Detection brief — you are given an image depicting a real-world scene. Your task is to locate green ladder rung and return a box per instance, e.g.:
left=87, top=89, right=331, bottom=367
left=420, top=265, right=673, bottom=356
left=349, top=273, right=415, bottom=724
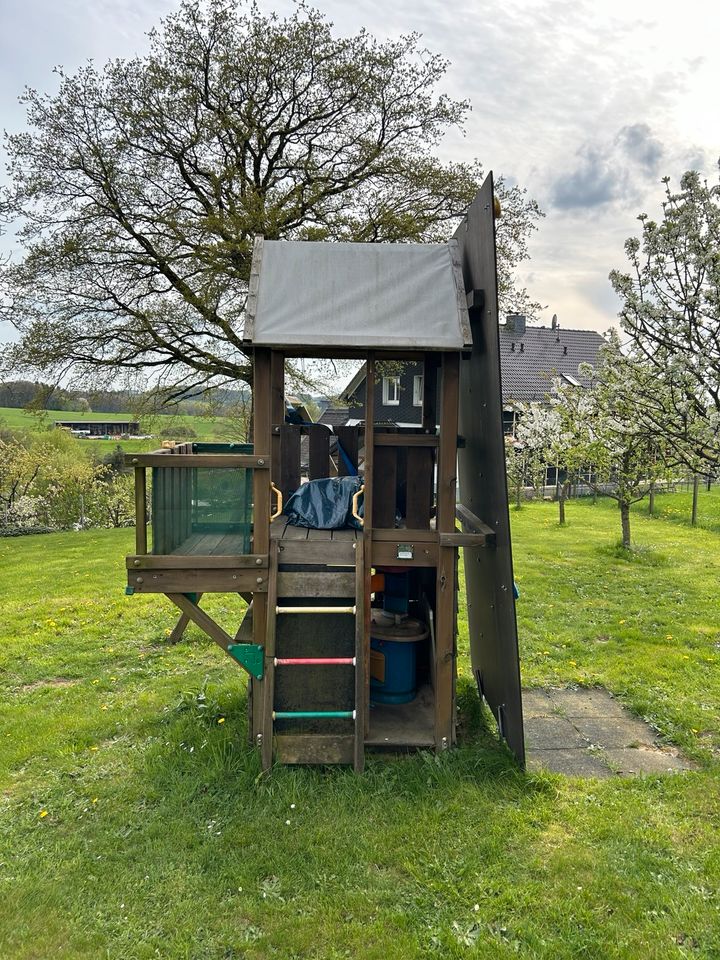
left=272, top=710, right=355, bottom=720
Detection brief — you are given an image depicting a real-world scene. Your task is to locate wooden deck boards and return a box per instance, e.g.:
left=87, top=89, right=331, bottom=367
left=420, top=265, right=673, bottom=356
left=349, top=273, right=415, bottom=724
left=169, top=532, right=250, bottom=556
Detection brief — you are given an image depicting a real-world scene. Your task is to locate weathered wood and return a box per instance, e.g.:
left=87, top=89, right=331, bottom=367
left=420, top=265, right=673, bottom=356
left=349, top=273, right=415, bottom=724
left=251, top=348, right=273, bottom=748
left=363, top=355, right=375, bottom=736
left=371, top=540, right=438, bottom=567
left=275, top=734, right=355, bottom=765
left=455, top=174, right=525, bottom=766
left=279, top=424, right=301, bottom=500
left=374, top=433, right=438, bottom=447
left=455, top=503, right=496, bottom=543
left=270, top=351, right=285, bottom=489
left=372, top=528, right=437, bottom=543
left=354, top=538, right=365, bottom=773
left=261, top=542, right=279, bottom=771
left=277, top=572, right=356, bottom=597
left=131, top=454, right=268, bottom=468
left=127, top=554, right=268, bottom=569
left=435, top=352, right=460, bottom=751
left=276, top=540, right=357, bottom=565
left=422, top=353, right=439, bottom=432
left=128, top=569, right=268, bottom=593
left=405, top=447, right=434, bottom=530
left=372, top=445, right=397, bottom=529
left=308, top=424, right=331, bottom=480
left=134, top=467, right=147, bottom=555
left=166, top=594, right=234, bottom=652
left=439, top=532, right=488, bottom=547
left=336, top=425, right=359, bottom=476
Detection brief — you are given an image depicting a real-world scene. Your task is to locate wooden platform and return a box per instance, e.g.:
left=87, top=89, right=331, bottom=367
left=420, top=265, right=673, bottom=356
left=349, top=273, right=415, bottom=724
left=366, top=684, right=435, bottom=749
left=270, top=518, right=360, bottom=542
left=169, top=532, right=250, bottom=556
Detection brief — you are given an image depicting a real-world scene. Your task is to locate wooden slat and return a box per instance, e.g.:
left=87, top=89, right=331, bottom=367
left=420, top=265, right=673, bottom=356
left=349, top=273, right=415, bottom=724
left=372, top=445, right=397, bottom=529
left=275, top=734, right=355, bottom=765
left=371, top=540, right=438, bottom=567
left=336, top=425, right=359, bottom=477
left=270, top=351, right=285, bottom=489
left=308, top=424, right=331, bottom=480
left=166, top=594, right=234, bottom=652
left=276, top=540, right=357, bottom=565
left=251, top=348, right=272, bottom=747
left=405, top=447, right=433, bottom=529
left=354, top=537, right=365, bottom=773
left=455, top=503, right=497, bottom=543
left=262, top=542, right=279, bottom=771
left=435, top=352, right=460, bottom=751
left=134, top=467, right=147, bottom=555
left=277, top=572, right=356, bottom=597
left=128, top=569, right=268, bottom=593
left=372, top=528, right=437, bottom=543
left=279, top=424, right=301, bottom=500
left=439, top=532, right=489, bottom=547
left=127, top=554, right=268, bottom=570
left=422, top=353, right=439, bottom=431
left=363, top=355, right=375, bottom=737
left=374, top=433, right=438, bottom=447
left=130, top=454, right=268, bottom=468
left=281, top=524, right=309, bottom=540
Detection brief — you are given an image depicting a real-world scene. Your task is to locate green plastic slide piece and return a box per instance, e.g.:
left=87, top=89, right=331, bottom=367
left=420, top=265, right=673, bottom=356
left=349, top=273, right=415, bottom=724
left=227, top=643, right=264, bottom=680
left=125, top=586, right=135, bottom=596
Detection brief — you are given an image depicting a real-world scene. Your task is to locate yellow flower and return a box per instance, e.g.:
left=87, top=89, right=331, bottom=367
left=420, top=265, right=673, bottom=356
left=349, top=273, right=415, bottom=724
left=39, top=810, right=48, bottom=818
left=569, top=660, right=577, bottom=667
left=101, top=705, right=108, bottom=711
left=666, top=635, right=673, bottom=640
left=217, top=718, right=225, bottom=724
left=92, top=798, right=98, bottom=804
left=90, top=746, right=98, bottom=751
left=618, top=619, right=626, bottom=625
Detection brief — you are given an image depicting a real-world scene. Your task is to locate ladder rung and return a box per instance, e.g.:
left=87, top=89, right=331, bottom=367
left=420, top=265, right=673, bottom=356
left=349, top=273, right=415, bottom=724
left=272, top=710, right=356, bottom=720
left=276, top=606, right=356, bottom=615
left=275, top=657, right=356, bottom=666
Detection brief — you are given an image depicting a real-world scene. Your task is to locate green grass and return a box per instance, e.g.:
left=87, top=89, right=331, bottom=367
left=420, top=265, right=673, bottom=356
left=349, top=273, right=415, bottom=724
left=0, top=498, right=718, bottom=959
left=633, top=485, right=720, bottom=535
left=0, top=405, right=243, bottom=450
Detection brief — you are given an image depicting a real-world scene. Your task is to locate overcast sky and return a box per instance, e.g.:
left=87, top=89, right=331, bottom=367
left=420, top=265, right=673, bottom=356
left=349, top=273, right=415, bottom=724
left=1, top=0, right=719, bottom=337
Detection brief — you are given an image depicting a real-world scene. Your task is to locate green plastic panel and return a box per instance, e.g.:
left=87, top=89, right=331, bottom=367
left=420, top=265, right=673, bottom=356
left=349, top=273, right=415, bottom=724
left=227, top=643, right=265, bottom=680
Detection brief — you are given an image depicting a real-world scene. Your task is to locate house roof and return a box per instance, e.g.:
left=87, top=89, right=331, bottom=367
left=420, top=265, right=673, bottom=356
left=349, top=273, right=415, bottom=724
left=318, top=405, right=352, bottom=429
left=499, top=325, right=605, bottom=402
left=244, top=238, right=472, bottom=351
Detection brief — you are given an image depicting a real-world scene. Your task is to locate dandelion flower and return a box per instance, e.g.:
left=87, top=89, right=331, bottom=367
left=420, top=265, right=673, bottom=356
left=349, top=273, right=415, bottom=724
left=217, top=718, right=225, bottom=724
left=39, top=810, right=48, bottom=818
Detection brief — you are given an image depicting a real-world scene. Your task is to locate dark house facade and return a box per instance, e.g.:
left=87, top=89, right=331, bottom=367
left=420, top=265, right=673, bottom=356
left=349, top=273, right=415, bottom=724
left=334, top=315, right=605, bottom=434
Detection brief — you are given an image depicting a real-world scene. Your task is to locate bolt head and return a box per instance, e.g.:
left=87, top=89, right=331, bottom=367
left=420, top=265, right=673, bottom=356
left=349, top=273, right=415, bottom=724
left=136, top=577, right=143, bottom=584
left=133, top=559, right=141, bottom=566
left=255, top=557, right=263, bottom=565
left=256, top=577, right=263, bottom=584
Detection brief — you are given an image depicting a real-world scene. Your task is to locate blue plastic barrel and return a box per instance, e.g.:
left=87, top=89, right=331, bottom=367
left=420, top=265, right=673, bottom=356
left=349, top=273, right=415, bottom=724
left=369, top=613, right=429, bottom=705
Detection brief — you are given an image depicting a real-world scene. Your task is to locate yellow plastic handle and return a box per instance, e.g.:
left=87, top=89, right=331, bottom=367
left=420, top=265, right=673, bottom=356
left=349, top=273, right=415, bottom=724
left=351, top=484, right=365, bottom=527
left=270, top=483, right=283, bottom=521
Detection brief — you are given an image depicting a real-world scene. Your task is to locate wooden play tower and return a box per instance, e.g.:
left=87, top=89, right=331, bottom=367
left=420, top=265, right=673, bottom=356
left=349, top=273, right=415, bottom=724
left=125, top=175, right=524, bottom=771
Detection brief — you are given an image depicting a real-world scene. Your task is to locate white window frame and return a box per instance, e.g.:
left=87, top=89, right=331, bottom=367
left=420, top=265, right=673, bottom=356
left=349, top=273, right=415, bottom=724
left=382, top=376, right=400, bottom=406
left=413, top=375, right=423, bottom=407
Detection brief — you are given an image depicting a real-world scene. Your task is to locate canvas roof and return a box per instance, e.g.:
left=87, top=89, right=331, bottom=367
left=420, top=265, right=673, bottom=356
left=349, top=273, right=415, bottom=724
left=244, top=238, right=472, bottom=351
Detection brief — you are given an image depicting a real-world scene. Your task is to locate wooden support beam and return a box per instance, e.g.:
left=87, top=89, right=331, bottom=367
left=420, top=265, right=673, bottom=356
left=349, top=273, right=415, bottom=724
left=166, top=594, right=233, bottom=652
left=129, top=454, right=268, bottom=469
left=127, top=554, right=268, bottom=570
left=252, top=348, right=273, bottom=747
left=168, top=593, right=204, bottom=644
left=435, top=353, right=460, bottom=751
left=261, top=542, right=279, bottom=771
left=270, top=351, right=285, bottom=489
left=374, top=433, right=438, bottom=447
left=455, top=503, right=497, bottom=543
left=134, top=467, right=147, bottom=555
left=362, top=354, right=375, bottom=736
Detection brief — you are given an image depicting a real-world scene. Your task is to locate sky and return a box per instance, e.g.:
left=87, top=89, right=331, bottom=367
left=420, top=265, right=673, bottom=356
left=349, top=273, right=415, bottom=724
left=0, top=0, right=719, bottom=339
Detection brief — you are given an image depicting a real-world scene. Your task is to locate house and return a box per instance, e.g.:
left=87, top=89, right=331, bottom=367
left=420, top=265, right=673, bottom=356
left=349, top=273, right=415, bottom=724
left=334, top=314, right=605, bottom=434
left=54, top=419, right=140, bottom=437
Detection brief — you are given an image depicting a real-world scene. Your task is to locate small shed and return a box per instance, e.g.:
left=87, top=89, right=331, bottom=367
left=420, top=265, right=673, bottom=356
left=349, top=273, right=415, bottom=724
left=124, top=174, right=523, bottom=770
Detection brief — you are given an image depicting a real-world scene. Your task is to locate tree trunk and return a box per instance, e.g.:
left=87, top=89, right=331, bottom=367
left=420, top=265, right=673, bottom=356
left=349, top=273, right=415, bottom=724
left=691, top=474, right=699, bottom=526
left=648, top=480, right=655, bottom=516
left=558, top=481, right=570, bottom=526
left=620, top=499, right=631, bottom=549
left=515, top=478, right=522, bottom=509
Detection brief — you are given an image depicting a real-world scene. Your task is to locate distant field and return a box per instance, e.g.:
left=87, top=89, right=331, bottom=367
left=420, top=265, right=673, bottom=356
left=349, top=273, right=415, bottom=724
left=0, top=405, right=245, bottom=448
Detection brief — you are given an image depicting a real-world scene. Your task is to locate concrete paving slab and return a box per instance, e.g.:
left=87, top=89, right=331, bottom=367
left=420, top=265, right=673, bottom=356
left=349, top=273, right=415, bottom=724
left=604, top=748, right=697, bottom=775
left=521, top=689, right=556, bottom=718
left=527, top=748, right=613, bottom=778
left=549, top=687, right=628, bottom=719
left=570, top=715, right=659, bottom=749
left=524, top=716, right=589, bottom=750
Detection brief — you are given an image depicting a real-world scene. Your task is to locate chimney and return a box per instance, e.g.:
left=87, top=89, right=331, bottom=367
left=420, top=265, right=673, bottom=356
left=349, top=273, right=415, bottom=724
left=551, top=313, right=558, bottom=330
left=506, top=313, right=526, bottom=337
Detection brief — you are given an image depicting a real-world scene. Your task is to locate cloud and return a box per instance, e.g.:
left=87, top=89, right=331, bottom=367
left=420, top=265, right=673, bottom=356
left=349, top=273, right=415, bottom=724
left=550, top=124, right=666, bottom=211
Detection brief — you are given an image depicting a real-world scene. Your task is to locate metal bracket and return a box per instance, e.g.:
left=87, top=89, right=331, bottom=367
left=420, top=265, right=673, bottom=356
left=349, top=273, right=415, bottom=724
left=227, top=643, right=265, bottom=680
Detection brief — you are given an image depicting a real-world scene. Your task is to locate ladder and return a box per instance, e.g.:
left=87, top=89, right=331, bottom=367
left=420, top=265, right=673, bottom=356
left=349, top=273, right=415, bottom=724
left=260, top=539, right=365, bottom=771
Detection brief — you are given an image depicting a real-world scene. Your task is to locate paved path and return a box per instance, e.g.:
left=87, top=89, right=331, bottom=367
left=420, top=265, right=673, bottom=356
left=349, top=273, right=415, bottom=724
left=524, top=687, right=696, bottom=777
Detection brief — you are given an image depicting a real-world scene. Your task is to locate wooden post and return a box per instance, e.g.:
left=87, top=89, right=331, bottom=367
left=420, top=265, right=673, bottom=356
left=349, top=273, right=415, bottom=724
left=252, top=348, right=273, bottom=750
left=134, top=466, right=147, bottom=555
left=354, top=538, right=365, bottom=773
left=270, top=351, right=285, bottom=489
left=261, top=541, right=279, bottom=771
left=435, top=352, right=459, bottom=751
left=362, top=353, right=375, bottom=736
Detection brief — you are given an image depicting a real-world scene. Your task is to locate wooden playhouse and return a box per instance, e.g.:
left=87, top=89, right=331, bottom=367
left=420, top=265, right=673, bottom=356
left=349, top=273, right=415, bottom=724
left=124, top=175, right=524, bottom=771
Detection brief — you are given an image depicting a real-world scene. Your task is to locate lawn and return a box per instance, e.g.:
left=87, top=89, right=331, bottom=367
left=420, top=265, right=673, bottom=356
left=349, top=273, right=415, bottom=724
left=0, top=405, right=243, bottom=451
left=0, top=497, right=718, bottom=959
